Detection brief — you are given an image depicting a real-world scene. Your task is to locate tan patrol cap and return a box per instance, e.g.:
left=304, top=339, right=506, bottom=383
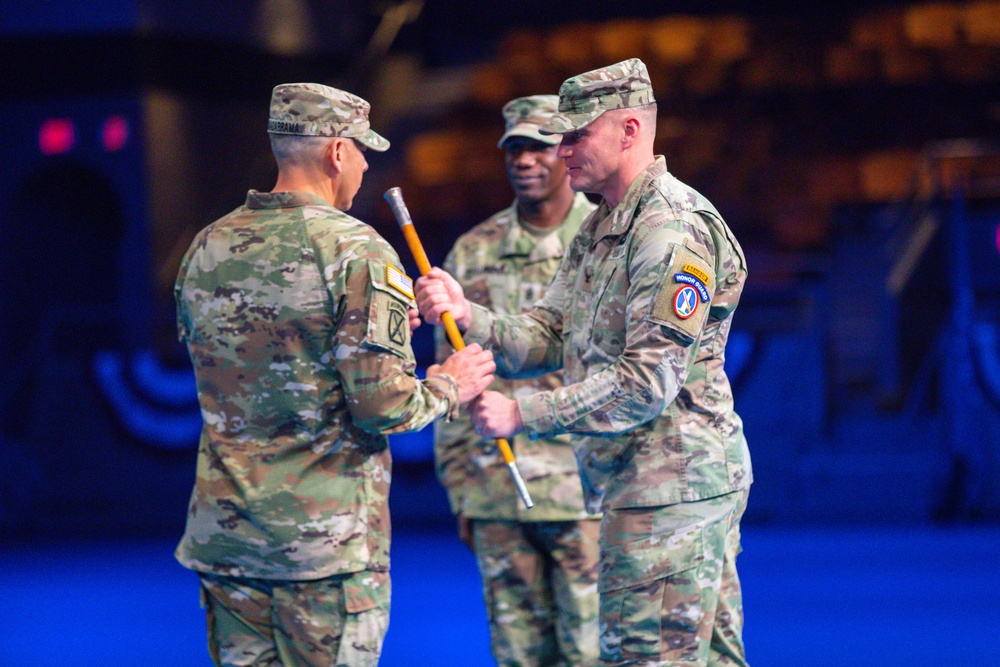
left=539, top=58, right=655, bottom=135
left=267, top=82, right=389, bottom=152
left=497, top=95, right=562, bottom=149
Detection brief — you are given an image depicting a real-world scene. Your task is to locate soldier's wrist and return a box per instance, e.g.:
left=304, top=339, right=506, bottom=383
left=425, top=373, right=461, bottom=420
left=464, top=303, right=492, bottom=345
left=516, top=392, right=559, bottom=437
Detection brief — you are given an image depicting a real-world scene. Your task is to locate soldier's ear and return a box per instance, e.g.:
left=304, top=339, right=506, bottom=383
left=621, top=115, right=641, bottom=148
left=327, top=138, right=346, bottom=175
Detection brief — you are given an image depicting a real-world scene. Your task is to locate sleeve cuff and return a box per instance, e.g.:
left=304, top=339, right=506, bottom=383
left=464, top=303, right=494, bottom=346
left=516, top=391, right=561, bottom=438
left=424, top=373, right=461, bottom=421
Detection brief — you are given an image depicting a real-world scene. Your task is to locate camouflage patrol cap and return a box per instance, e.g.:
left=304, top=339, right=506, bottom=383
left=497, top=95, right=562, bottom=148
left=539, top=58, right=655, bottom=135
left=267, top=82, right=389, bottom=152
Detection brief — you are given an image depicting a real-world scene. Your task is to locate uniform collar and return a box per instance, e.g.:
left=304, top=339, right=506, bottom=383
left=245, top=190, right=334, bottom=209
left=592, top=156, right=668, bottom=244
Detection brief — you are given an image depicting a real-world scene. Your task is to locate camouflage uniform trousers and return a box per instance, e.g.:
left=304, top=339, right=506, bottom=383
left=597, top=489, right=750, bottom=667
left=198, top=569, right=390, bottom=667
left=473, top=518, right=602, bottom=667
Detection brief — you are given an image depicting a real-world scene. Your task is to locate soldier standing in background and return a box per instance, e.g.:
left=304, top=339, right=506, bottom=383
left=173, top=83, right=495, bottom=667
left=434, top=95, right=600, bottom=666
left=416, top=59, right=753, bottom=667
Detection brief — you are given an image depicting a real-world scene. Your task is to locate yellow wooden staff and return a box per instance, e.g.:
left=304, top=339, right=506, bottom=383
left=384, top=187, right=534, bottom=510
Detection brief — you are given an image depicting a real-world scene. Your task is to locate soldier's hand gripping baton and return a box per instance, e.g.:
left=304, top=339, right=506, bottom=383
left=384, top=186, right=534, bottom=510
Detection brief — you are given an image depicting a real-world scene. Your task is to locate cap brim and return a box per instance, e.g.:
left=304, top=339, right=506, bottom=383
left=497, top=126, right=562, bottom=149
left=538, top=110, right=603, bottom=135
left=356, top=129, right=390, bottom=152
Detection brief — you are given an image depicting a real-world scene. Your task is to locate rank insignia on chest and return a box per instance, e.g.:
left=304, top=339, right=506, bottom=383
left=386, top=264, right=415, bottom=299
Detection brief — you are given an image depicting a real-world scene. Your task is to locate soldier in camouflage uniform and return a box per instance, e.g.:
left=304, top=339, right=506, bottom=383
left=416, top=60, right=752, bottom=667
left=434, top=95, right=601, bottom=667
left=174, top=82, right=496, bottom=667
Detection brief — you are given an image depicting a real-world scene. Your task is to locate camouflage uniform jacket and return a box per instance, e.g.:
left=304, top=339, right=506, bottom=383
left=465, top=158, right=752, bottom=512
left=175, top=190, right=457, bottom=580
left=435, top=193, right=599, bottom=521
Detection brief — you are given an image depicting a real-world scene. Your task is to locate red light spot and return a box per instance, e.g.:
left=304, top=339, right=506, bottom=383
left=39, top=118, right=75, bottom=155
left=102, top=115, right=129, bottom=152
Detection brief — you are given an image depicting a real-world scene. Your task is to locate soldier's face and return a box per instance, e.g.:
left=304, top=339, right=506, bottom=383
left=335, top=139, right=368, bottom=211
left=556, top=114, right=620, bottom=197
left=503, top=136, right=568, bottom=204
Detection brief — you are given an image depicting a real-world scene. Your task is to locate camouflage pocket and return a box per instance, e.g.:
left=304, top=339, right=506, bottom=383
left=337, top=570, right=392, bottom=667
left=343, top=570, right=391, bottom=614
left=598, top=519, right=703, bottom=593
left=198, top=579, right=224, bottom=666
left=598, top=519, right=705, bottom=662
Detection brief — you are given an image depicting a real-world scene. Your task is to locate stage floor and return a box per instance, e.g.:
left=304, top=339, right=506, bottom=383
left=1, top=525, right=997, bottom=666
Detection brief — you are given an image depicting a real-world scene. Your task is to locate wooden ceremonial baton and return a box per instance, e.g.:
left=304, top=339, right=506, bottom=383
left=384, top=186, right=534, bottom=510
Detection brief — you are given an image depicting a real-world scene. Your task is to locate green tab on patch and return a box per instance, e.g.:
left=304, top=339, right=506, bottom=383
left=386, top=265, right=414, bottom=299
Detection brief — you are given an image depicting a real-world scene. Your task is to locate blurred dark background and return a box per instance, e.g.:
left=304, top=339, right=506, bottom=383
left=1, top=1, right=999, bottom=665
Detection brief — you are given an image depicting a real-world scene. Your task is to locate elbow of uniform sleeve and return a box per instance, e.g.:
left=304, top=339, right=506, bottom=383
left=347, top=376, right=418, bottom=432
left=349, top=373, right=454, bottom=434
left=606, top=351, right=688, bottom=432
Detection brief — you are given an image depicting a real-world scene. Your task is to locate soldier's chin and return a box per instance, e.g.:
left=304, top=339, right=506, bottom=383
left=513, top=185, right=544, bottom=202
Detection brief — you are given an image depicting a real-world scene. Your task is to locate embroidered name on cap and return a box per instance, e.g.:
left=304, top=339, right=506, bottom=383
left=267, top=119, right=306, bottom=134
left=386, top=265, right=414, bottom=299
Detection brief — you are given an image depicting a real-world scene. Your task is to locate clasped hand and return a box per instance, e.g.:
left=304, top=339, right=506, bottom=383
left=416, top=267, right=524, bottom=435
left=468, top=390, right=524, bottom=439
left=415, top=268, right=472, bottom=330
left=427, top=344, right=495, bottom=405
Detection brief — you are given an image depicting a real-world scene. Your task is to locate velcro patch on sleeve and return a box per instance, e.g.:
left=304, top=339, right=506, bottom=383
left=363, top=261, right=414, bottom=358
left=366, top=290, right=411, bottom=356
left=648, top=244, right=715, bottom=342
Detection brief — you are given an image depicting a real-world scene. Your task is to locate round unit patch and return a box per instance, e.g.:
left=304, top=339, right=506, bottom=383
left=673, top=285, right=699, bottom=320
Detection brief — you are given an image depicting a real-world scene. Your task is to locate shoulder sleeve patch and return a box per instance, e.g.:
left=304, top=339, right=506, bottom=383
left=363, top=261, right=415, bottom=358
left=647, top=244, right=716, bottom=342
